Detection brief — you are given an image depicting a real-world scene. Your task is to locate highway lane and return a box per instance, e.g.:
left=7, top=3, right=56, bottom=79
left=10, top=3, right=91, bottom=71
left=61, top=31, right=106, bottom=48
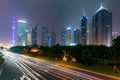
left=0, top=56, right=23, bottom=80
left=0, top=50, right=117, bottom=80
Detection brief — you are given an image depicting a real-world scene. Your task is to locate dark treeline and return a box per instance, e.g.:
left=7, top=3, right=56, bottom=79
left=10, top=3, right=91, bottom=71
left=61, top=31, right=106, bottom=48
left=9, top=36, right=120, bottom=73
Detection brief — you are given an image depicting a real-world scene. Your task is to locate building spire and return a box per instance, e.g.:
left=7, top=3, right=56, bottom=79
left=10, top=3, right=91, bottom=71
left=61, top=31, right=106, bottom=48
left=83, top=10, right=85, bottom=16
left=96, top=3, right=108, bottom=12
left=101, top=3, right=103, bottom=8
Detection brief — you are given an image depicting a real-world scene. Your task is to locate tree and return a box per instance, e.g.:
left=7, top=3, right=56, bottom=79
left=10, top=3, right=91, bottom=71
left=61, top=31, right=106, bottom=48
left=108, top=36, right=120, bottom=73
left=81, top=49, right=93, bottom=64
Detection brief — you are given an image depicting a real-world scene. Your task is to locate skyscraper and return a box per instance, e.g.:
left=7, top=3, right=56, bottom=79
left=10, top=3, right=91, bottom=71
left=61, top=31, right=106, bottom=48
left=92, top=4, right=112, bottom=46
left=42, top=26, right=49, bottom=46
left=26, top=30, right=32, bottom=45
left=61, top=27, right=66, bottom=45
left=51, top=30, right=56, bottom=46
left=32, top=25, right=37, bottom=45
left=73, top=28, right=81, bottom=45
left=87, top=23, right=93, bottom=45
left=81, top=15, right=87, bottom=45
left=66, top=27, right=72, bottom=46
left=17, top=19, right=27, bottom=46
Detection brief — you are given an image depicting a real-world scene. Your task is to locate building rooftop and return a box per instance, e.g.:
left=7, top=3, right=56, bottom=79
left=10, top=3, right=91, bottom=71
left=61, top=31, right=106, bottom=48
left=18, top=20, right=27, bottom=23
left=96, top=3, right=108, bottom=12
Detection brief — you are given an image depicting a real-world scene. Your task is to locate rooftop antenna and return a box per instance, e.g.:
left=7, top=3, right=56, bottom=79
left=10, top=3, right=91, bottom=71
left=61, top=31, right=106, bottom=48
left=83, top=10, right=86, bottom=16
left=101, top=3, right=103, bottom=8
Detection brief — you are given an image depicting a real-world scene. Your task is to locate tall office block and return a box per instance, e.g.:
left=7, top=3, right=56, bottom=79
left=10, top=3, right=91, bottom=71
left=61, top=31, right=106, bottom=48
left=66, top=27, right=72, bottom=46
left=32, top=26, right=37, bottom=45
left=26, top=30, right=32, bottom=45
left=73, top=28, right=81, bottom=45
left=51, top=30, right=56, bottom=46
left=81, top=16, right=87, bottom=45
left=17, top=20, right=27, bottom=46
left=92, top=4, right=112, bottom=46
left=42, top=26, right=49, bottom=46
left=61, top=28, right=66, bottom=45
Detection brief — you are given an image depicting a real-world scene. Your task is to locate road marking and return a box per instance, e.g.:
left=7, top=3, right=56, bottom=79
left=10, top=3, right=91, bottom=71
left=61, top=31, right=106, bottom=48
left=20, top=75, right=31, bottom=80
left=0, top=68, right=2, bottom=76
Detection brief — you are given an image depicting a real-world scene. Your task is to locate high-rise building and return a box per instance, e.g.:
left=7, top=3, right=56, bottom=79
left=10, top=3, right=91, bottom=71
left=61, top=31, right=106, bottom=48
left=17, top=19, right=27, bottom=46
left=42, top=26, right=49, bottom=46
left=81, top=16, right=87, bottom=45
left=26, top=30, right=32, bottom=45
left=73, top=28, right=81, bottom=45
left=32, top=26, right=37, bottom=45
left=87, top=23, right=93, bottom=45
left=61, top=28, right=66, bottom=45
left=51, top=30, right=56, bottom=46
left=66, top=27, right=72, bottom=46
left=92, top=4, right=112, bottom=46
left=112, top=32, right=118, bottom=40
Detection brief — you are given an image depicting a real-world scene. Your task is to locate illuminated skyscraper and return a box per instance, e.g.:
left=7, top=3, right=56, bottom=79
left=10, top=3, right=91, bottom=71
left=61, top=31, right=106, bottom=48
left=112, top=32, right=118, bottom=40
left=92, top=4, right=112, bottom=46
left=42, top=26, right=49, bottom=46
left=26, top=30, right=32, bottom=45
left=12, top=17, right=16, bottom=46
left=32, top=25, right=37, bottom=45
left=17, top=20, right=27, bottom=46
left=81, top=15, right=87, bottom=45
left=61, top=27, right=66, bottom=45
left=66, top=27, right=72, bottom=46
left=51, top=30, right=56, bottom=46
left=73, top=28, right=81, bottom=45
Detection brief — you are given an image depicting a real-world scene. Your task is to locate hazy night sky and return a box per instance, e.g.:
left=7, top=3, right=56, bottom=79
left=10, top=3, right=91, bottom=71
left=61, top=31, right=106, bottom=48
left=0, top=0, right=120, bottom=46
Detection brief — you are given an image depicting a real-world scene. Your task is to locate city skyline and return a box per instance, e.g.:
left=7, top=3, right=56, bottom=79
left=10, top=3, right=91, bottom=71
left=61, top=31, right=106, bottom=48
left=0, top=0, right=120, bottom=46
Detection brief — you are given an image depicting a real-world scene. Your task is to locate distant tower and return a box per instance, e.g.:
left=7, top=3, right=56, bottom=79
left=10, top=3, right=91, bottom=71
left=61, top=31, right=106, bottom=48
left=112, top=32, right=118, bottom=40
left=66, top=27, right=72, bottom=46
left=32, top=25, right=37, bottom=45
left=61, top=27, right=66, bottom=45
left=12, top=17, right=16, bottom=46
left=17, top=19, right=27, bottom=46
left=92, top=4, right=112, bottom=46
left=73, top=28, right=81, bottom=45
left=42, top=26, right=49, bottom=46
left=51, top=30, right=56, bottom=46
left=81, top=15, right=87, bottom=45
left=26, top=30, right=32, bottom=45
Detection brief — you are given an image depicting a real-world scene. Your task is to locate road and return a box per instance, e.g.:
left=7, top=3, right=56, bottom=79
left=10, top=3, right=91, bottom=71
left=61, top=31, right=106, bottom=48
left=0, top=50, right=118, bottom=80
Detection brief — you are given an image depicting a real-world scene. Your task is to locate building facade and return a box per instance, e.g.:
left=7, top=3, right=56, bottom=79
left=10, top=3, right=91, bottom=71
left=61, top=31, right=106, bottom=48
left=26, top=30, right=32, bottom=45
left=61, top=27, right=66, bottom=45
left=73, top=28, right=81, bottom=45
left=17, top=20, right=27, bottom=46
left=92, top=5, right=112, bottom=46
left=42, top=26, right=49, bottom=46
left=51, top=30, right=56, bottom=46
left=81, top=16, right=87, bottom=45
left=32, top=26, right=37, bottom=45
left=66, top=27, right=72, bottom=46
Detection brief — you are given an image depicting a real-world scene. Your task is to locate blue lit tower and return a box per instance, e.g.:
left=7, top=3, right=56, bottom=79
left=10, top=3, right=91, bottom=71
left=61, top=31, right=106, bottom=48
left=17, top=19, right=27, bottom=46
left=42, top=26, right=49, bottom=46
left=61, top=27, right=66, bottom=45
left=12, top=17, right=16, bottom=46
left=32, top=25, right=37, bottom=45
left=51, top=30, right=56, bottom=46
left=81, top=15, right=87, bottom=45
left=73, top=28, right=81, bottom=45
left=92, top=4, right=112, bottom=46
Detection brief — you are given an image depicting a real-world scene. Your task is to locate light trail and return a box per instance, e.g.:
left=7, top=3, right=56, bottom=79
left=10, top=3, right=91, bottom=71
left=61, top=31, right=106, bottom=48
left=2, top=50, right=105, bottom=80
